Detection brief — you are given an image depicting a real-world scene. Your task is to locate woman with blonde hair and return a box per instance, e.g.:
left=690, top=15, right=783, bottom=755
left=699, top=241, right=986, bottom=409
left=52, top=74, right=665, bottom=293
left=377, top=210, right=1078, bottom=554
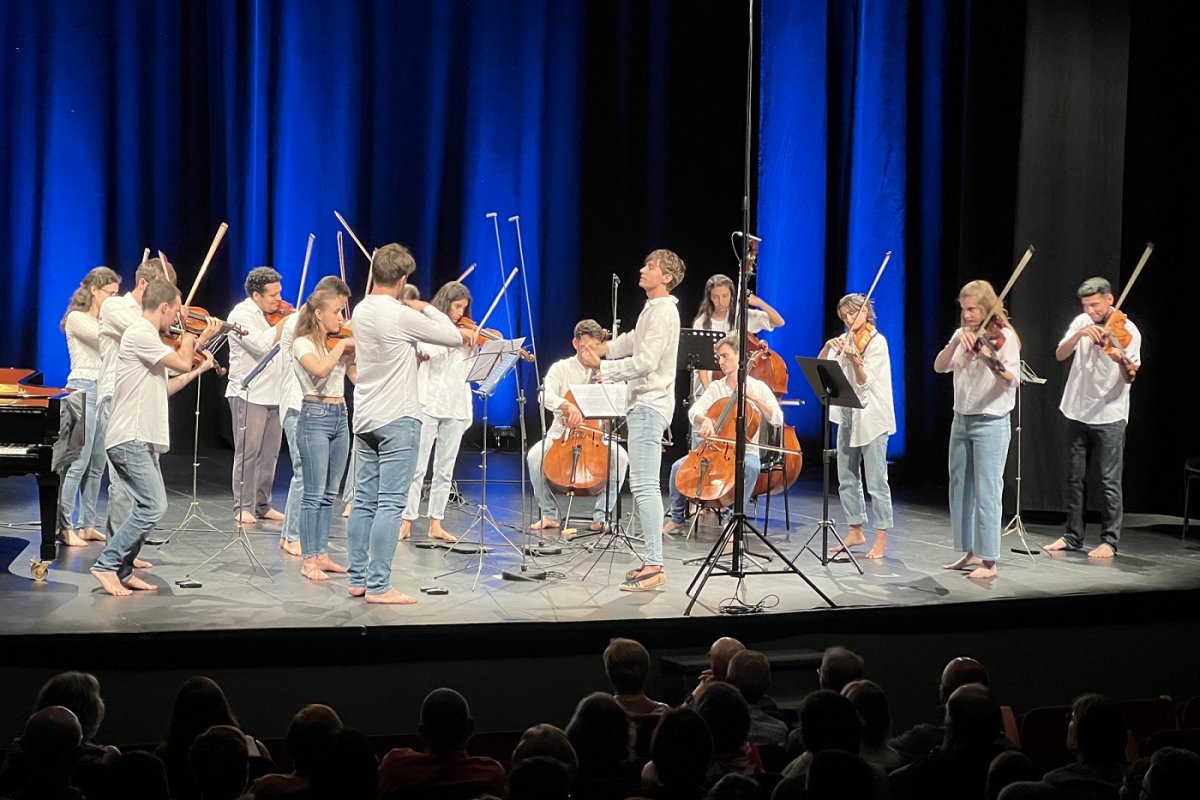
left=933, top=280, right=1019, bottom=579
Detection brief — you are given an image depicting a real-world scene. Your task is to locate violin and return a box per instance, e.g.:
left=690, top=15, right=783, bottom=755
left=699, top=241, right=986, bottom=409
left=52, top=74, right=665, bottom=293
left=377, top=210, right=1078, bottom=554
left=162, top=305, right=232, bottom=376
left=541, top=388, right=611, bottom=496
left=456, top=316, right=535, bottom=362
left=674, top=395, right=762, bottom=506
left=969, top=317, right=1008, bottom=375
left=1101, top=309, right=1138, bottom=382
left=325, top=322, right=354, bottom=344
left=264, top=300, right=296, bottom=326
left=840, top=323, right=876, bottom=367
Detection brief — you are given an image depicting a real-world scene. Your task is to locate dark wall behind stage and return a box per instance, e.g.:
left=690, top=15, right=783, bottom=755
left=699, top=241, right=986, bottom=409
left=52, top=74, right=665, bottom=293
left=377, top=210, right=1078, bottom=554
left=2, top=1, right=1196, bottom=517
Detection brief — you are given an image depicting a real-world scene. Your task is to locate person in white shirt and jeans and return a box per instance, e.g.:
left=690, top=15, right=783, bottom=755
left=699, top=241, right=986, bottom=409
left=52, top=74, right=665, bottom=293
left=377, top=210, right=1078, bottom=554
left=580, top=249, right=685, bottom=592
left=1044, top=277, right=1141, bottom=559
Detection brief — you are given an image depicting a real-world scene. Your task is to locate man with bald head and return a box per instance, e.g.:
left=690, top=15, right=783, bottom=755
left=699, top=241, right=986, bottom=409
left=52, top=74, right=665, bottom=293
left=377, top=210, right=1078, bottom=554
left=727, top=650, right=788, bottom=747
left=687, top=636, right=745, bottom=703
left=12, top=706, right=84, bottom=798
left=251, top=704, right=343, bottom=798
left=891, top=655, right=991, bottom=766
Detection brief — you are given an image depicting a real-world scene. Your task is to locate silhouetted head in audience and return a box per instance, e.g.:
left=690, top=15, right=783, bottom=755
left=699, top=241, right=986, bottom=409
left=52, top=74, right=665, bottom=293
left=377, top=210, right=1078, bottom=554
left=105, top=750, right=171, bottom=800
left=307, top=728, right=378, bottom=800
left=285, top=704, right=343, bottom=778
left=604, top=638, right=654, bottom=695
left=34, top=671, right=106, bottom=745
left=705, top=773, right=761, bottom=800
left=996, top=782, right=1062, bottom=799
left=1140, top=747, right=1200, bottom=800
left=987, top=751, right=1041, bottom=800
left=1120, top=757, right=1150, bottom=800
left=164, top=676, right=241, bottom=754
left=651, top=708, right=713, bottom=790
left=508, top=755, right=572, bottom=800
left=939, top=657, right=990, bottom=705
left=566, top=692, right=633, bottom=774
left=695, top=682, right=751, bottom=757
left=21, top=706, right=83, bottom=789
left=418, top=688, right=474, bottom=755
left=726, top=650, right=772, bottom=705
left=805, top=749, right=874, bottom=800
left=798, top=690, right=862, bottom=755
left=1067, top=693, right=1127, bottom=766
left=841, top=679, right=890, bottom=750
left=819, top=646, right=864, bottom=693
left=944, top=683, right=1001, bottom=752
left=188, top=724, right=247, bottom=800
left=707, top=637, right=745, bottom=682
left=513, top=723, right=578, bottom=782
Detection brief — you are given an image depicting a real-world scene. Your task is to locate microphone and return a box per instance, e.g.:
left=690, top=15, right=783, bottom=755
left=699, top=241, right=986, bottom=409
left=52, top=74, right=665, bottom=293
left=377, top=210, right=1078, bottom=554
left=485, top=212, right=498, bottom=219
left=240, top=343, right=281, bottom=391
left=612, top=273, right=621, bottom=286
left=507, top=215, right=520, bottom=222
left=733, top=231, right=763, bottom=243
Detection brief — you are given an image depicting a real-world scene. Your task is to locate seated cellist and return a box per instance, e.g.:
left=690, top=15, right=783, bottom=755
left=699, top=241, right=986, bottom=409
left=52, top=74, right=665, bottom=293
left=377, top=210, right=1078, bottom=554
left=664, top=335, right=783, bottom=535
left=527, top=319, right=629, bottom=533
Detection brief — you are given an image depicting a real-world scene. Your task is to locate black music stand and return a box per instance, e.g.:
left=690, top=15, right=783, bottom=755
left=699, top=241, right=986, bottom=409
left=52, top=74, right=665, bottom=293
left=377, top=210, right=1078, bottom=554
left=677, top=329, right=724, bottom=372
left=794, top=356, right=864, bottom=574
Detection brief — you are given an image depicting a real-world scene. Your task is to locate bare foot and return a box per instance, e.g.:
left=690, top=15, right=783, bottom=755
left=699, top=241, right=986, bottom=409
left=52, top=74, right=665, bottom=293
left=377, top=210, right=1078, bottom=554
left=1088, top=543, right=1116, bottom=559
left=943, top=554, right=983, bottom=571
left=133, top=558, right=153, bottom=569
left=279, top=538, right=302, bottom=556
left=365, top=588, right=418, bottom=605
left=530, top=518, right=560, bottom=532
left=123, top=575, right=158, bottom=591
left=235, top=511, right=256, bottom=525
left=342, top=503, right=352, bottom=518
left=1043, top=537, right=1076, bottom=552
left=79, top=528, right=107, bottom=542
left=589, top=521, right=605, bottom=532
left=663, top=520, right=681, bottom=535
left=301, top=560, right=330, bottom=581
left=967, top=563, right=997, bottom=579
left=58, top=530, right=89, bottom=547
left=260, top=508, right=285, bottom=521
left=399, top=520, right=412, bottom=541
left=315, top=554, right=347, bottom=573
left=91, top=570, right=132, bottom=596
left=831, top=526, right=866, bottom=556
left=428, top=523, right=458, bottom=543
left=347, top=586, right=366, bottom=597
left=865, top=532, right=887, bottom=559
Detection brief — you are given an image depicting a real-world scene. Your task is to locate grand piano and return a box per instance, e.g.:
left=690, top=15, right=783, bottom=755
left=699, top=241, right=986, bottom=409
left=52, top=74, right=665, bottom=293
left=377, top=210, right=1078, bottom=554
left=0, top=367, right=72, bottom=562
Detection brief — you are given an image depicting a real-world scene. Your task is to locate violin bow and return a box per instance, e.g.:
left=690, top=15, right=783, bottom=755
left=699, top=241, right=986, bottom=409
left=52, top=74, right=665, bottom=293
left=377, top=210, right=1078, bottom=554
left=141, top=247, right=150, bottom=265
left=337, top=231, right=352, bottom=318
left=333, top=210, right=375, bottom=298
left=978, top=244, right=1036, bottom=331
left=1113, top=243, right=1154, bottom=311
left=296, top=233, right=315, bottom=308
left=182, top=222, right=230, bottom=309
left=457, top=263, right=476, bottom=283
left=472, top=267, right=520, bottom=345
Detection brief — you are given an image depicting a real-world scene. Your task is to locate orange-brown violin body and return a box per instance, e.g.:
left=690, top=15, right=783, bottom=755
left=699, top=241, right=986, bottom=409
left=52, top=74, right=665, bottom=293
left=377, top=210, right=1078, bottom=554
left=264, top=300, right=296, bottom=326
left=1102, top=309, right=1138, bottom=381
left=457, top=316, right=535, bottom=362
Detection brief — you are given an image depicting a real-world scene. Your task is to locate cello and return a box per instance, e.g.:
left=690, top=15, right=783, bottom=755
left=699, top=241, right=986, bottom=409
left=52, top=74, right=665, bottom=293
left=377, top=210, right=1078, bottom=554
left=674, top=395, right=761, bottom=507
left=740, top=241, right=789, bottom=395
left=541, top=386, right=612, bottom=497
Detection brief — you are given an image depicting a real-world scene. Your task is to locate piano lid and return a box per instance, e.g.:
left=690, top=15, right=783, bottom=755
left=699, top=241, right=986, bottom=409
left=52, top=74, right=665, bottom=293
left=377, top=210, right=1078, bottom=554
left=0, top=368, right=73, bottom=403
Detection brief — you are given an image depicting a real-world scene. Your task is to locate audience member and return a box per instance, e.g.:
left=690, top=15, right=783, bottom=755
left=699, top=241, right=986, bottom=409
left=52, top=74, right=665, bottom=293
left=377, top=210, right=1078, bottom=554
left=890, top=655, right=991, bottom=765
left=565, top=692, right=640, bottom=799
left=694, top=683, right=759, bottom=778
left=635, top=708, right=714, bottom=800
left=805, top=749, right=875, bottom=800
left=1118, top=757, right=1149, bottom=800
left=726, top=651, right=788, bottom=749
left=1042, top=694, right=1128, bottom=793
left=4, top=706, right=84, bottom=800
left=689, top=638, right=746, bottom=703
left=512, top=724, right=578, bottom=781
left=156, top=676, right=259, bottom=800
left=251, top=703, right=343, bottom=798
left=377, top=688, right=505, bottom=797
left=703, top=773, right=761, bottom=800
left=781, top=691, right=861, bottom=778
left=1139, top=746, right=1200, bottom=800
left=818, top=646, right=864, bottom=693
left=987, top=751, right=1041, bottom=800
left=997, top=783, right=1063, bottom=799
left=841, top=680, right=899, bottom=771
left=102, top=750, right=170, bottom=800
left=188, top=725, right=247, bottom=800
left=507, top=755, right=572, bottom=800
left=605, top=638, right=669, bottom=716
left=889, top=683, right=1011, bottom=800
left=306, top=728, right=378, bottom=800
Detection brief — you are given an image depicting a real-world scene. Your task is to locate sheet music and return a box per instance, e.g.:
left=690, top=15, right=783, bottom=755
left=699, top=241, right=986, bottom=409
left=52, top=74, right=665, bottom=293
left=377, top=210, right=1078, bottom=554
left=568, top=383, right=628, bottom=419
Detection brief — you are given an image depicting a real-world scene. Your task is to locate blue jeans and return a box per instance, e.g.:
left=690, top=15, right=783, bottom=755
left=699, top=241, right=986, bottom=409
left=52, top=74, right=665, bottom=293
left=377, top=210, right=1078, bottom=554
left=948, top=413, right=1011, bottom=562
left=1063, top=418, right=1125, bottom=551
left=281, top=409, right=302, bottom=543
left=98, top=398, right=133, bottom=542
left=836, top=426, right=894, bottom=530
left=668, top=452, right=761, bottom=523
left=93, top=441, right=166, bottom=581
left=347, top=417, right=421, bottom=595
left=59, top=378, right=105, bottom=530
left=526, top=437, right=629, bottom=522
left=297, top=401, right=350, bottom=558
left=626, top=406, right=668, bottom=567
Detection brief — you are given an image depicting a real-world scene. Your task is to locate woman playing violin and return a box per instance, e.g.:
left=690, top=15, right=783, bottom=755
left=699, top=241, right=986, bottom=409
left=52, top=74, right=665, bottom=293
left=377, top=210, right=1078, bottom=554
left=933, top=280, right=1020, bottom=580
left=818, top=293, right=896, bottom=559
left=1044, top=276, right=1141, bottom=560
left=398, top=280, right=478, bottom=544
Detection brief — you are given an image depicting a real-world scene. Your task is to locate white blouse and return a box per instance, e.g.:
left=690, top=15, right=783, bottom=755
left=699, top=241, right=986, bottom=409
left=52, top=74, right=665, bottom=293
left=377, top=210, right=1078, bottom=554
left=292, top=336, right=350, bottom=399
left=832, top=331, right=897, bottom=448
left=943, top=327, right=1020, bottom=417
left=416, top=339, right=474, bottom=422
left=601, top=295, right=681, bottom=425
left=65, top=311, right=102, bottom=382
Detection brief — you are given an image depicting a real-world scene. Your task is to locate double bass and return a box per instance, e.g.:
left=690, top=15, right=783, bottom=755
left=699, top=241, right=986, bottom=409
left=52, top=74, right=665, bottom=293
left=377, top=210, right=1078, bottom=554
left=741, top=241, right=789, bottom=395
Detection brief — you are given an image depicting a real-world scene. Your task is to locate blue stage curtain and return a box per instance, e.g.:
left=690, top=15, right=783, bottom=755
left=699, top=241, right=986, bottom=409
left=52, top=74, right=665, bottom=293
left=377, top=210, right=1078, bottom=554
left=1, top=0, right=583, bottom=426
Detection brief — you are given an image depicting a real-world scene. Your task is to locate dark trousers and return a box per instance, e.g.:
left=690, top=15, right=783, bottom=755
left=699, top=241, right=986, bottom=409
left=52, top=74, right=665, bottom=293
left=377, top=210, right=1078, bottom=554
left=229, top=396, right=283, bottom=516
left=1063, top=418, right=1126, bottom=551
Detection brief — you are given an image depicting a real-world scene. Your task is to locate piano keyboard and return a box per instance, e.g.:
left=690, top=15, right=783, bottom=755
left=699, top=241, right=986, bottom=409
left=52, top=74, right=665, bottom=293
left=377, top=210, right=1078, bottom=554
left=0, top=443, right=36, bottom=457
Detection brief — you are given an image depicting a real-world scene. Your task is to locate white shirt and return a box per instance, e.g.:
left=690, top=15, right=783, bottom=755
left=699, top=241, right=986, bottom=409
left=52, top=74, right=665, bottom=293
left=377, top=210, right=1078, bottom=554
left=224, top=297, right=284, bottom=405
left=351, top=294, right=461, bottom=435
left=278, top=314, right=303, bottom=416
left=98, top=293, right=142, bottom=401
left=542, top=355, right=598, bottom=440
left=106, top=317, right=175, bottom=452
left=832, top=330, right=897, bottom=448
left=292, top=336, right=350, bottom=399
left=416, top=339, right=474, bottom=421
left=692, top=308, right=772, bottom=335
left=688, top=375, right=783, bottom=459
left=65, top=311, right=102, bottom=382
left=1059, top=313, right=1142, bottom=425
left=601, top=295, right=681, bottom=424
left=944, top=327, right=1020, bottom=416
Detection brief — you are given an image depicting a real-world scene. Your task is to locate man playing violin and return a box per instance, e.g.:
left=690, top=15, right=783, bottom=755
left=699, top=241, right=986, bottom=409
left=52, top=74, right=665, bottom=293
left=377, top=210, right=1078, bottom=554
left=663, top=336, right=782, bottom=537
left=92, top=280, right=221, bottom=596
left=578, top=249, right=685, bottom=592
left=1044, top=277, right=1142, bottom=559
left=527, top=319, right=629, bottom=534
left=818, top=294, right=896, bottom=559
left=225, top=266, right=289, bottom=525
